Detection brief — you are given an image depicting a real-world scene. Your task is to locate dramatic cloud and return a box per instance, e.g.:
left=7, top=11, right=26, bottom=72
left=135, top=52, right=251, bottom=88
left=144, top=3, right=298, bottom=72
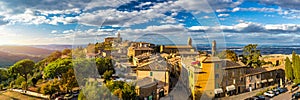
left=0, top=16, right=8, bottom=25
left=189, top=22, right=300, bottom=33
left=259, top=0, right=300, bottom=9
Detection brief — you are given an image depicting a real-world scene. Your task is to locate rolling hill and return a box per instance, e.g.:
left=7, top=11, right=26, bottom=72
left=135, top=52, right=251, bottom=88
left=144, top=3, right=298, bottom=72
left=0, top=46, right=55, bottom=67
left=0, top=46, right=54, bottom=57
left=0, top=51, right=44, bottom=67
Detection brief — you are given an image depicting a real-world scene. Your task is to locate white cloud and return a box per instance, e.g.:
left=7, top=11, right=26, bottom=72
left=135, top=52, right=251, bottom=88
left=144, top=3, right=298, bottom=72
left=51, top=30, right=58, bottom=34
left=218, top=14, right=230, bottom=17
left=259, top=0, right=300, bottom=9
left=232, top=7, right=240, bottom=12
left=189, top=22, right=300, bottom=33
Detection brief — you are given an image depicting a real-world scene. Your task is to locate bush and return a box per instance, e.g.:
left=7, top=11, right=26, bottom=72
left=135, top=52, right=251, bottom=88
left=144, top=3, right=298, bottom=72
left=0, top=84, right=4, bottom=90
left=78, top=90, right=86, bottom=100
left=37, top=87, right=41, bottom=93
left=36, top=79, right=44, bottom=85
left=15, top=76, right=25, bottom=86
left=21, top=81, right=27, bottom=90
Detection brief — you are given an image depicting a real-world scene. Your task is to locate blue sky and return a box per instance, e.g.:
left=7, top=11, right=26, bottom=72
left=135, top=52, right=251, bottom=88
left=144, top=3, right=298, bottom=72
left=0, top=0, right=300, bottom=45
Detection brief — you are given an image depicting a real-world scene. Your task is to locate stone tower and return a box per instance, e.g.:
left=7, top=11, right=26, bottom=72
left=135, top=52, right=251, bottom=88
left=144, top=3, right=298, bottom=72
left=117, top=32, right=121, bottom=38
left=187, top=37, right=192, bottom=46
left=212, top=40, right=216, bottom=56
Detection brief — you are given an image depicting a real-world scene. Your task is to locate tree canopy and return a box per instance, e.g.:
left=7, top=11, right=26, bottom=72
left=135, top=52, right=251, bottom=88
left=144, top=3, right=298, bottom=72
left=241, top=44, right=262, bottom=68
left=218, top=50, right=238, bottom=62
left=43, top=58, right=73, bottom=79
left=9, top=59, right=35, bottom=90
left=285, top=57, right=293, bottom=81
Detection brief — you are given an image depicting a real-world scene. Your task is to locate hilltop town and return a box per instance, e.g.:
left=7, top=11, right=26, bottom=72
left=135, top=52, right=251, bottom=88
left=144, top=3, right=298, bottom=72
left=0, top=32, right=296, bottom=100
left=80, top=32, right=287, bottom=100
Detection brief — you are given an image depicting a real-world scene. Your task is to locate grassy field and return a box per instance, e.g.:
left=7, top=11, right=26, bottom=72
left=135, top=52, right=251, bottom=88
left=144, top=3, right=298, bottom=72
left=0, top=91, right=46, bottom=100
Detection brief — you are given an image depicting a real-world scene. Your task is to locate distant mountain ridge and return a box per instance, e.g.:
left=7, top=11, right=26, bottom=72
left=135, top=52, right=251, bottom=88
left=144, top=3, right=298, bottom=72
left=0, top=46, right=55, bottom=67
left=0, top=51, right=44, bottom=67
left=29, top=44, right=86, bottom=51
left=0, top=46, right=54, bottom=57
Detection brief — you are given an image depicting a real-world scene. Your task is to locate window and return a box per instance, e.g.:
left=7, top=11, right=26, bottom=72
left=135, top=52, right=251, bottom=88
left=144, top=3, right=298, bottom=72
left=150, top=72, right=153, bottom=76
left=216, top=83, right=219, bottom=88
left=215, top=74, right=219, bottom=79
left=215, top=64, right=219, bottom=69
left=256, top=75, right=260, bottom=79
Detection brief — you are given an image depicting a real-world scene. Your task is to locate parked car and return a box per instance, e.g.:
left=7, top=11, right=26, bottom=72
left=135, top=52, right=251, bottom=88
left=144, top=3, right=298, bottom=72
left=272, top=88, right=280, bottom=95
left=253, top=95, right=266, bottom=100
left=291, top=85, right=299, bottom=93
left=264, top=91, right=275, bottom=97
left=292, top=92, right=300, bottom=100
left=278, top=87, right=288, bottom=93
left=244, top=95, right=265, bottom=100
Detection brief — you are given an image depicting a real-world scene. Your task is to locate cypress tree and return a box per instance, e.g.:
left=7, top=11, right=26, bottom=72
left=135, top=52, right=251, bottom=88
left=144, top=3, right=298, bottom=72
left=285, top=57, right=293, bottom=81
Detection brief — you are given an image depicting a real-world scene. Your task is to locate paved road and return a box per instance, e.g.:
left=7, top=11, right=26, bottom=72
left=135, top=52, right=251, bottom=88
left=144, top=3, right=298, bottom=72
left=218, top=84, right=298, bottom=100
left=218, top=86, right=273, bottom=100
left=272, top=91, right=292, bottom=100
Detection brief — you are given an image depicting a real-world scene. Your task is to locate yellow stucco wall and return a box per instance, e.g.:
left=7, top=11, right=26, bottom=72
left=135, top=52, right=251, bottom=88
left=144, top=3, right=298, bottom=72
left=189, top=62, right=223, bottom=99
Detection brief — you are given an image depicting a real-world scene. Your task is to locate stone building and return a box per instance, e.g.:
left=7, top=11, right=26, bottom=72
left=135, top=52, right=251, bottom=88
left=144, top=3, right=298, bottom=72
left=159, top=37, right=196, bottom=56
left=135, top=61, right=170, bottom=98
left=244, top=66, right=285, bottom=92
left=135, top=77, right=158, bottom=100
left=127, top=42, right=155, bottom=58
left=104, top=32, right=122, bottom=43
left=220, top=60, right=248, bottom=96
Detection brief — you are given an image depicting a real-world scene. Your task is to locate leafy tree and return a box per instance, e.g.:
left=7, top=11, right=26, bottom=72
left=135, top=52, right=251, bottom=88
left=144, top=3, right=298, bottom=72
left=46, top=51, right=62, bottom=62
left=218, top=50, right=238, bottom=62
left=242, top=44, right=261, bottom=68
left=62, top=49, right=72, bottom=56
left=293, top=54, right=300, bottom=83
left=105, top=80, right=136, bottom=100
left=40, top=79, right=60, bottom=98
left=103, top=70, right=113, bottom=82
left=10, top=59, right=35, bottom=91
left=43, top=59, right=72, bottom=79
left=72, top=47, right=85, bottom=58
left=285, top=57, right=294, bottom=81
left=59, top=69, right=78, bottom=93
left=96, top=57, right=115, bottom=75
left=80, top=81, right=115, bottom=100
left=0, top=69, right=9, bottom=83
left=73, top=58, right=99, bottom=85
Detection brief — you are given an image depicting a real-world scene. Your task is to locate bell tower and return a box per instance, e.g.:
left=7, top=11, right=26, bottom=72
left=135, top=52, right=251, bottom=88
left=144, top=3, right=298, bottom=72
left=212, top=40, right=216, bottom=56
left=187, top=37, right=192, bottom=46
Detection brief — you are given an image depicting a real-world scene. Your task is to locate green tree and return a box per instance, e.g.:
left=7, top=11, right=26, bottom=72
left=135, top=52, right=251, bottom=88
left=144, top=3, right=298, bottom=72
left=62, top=49, right=72, bottom=55
left=105, top=80, right=136, bottom=100
left=59, top=69, right=78, bottom=93
left=103, top=70, right=113, bottom=82
left=40, top=79, right=60, bottom=98
left=10, top=59, right=35, bottom=91
left=218, top=50, right=238, bottom=62
left=43, top=59, right=72, bottom=79
left=80, top=81, right=115, bottom=100
left=285, top=57, right=293, bottom=81
left=242, top=44, right=261, bottom=68
left=46, top=51, right=62, bottom=62
left=96, top=57, right=115, bottom=75
left=293, top=54, right=300, bottom=83
left=0, top=69, right=9, bottom=83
